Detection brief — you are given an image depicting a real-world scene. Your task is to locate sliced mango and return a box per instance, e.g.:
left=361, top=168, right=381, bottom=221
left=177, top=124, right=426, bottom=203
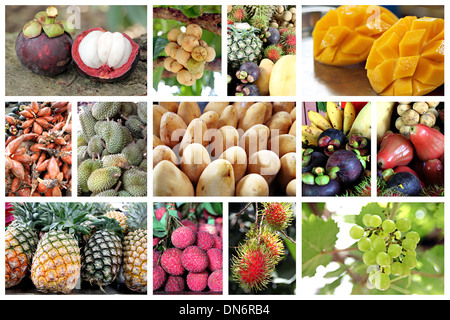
left=313, top=5, right=398, bottom=66
left=366, top=16, right=444, bottom=96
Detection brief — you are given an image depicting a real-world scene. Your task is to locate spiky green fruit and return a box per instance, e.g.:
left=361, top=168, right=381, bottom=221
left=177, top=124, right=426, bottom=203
left=99, top=121, right=126, bottom=154
left=78, top=159, right=103, bottom=194
left=124, top=115, right=145, bottom=138
left=101, top=153, right=130, bottom=169
left=120, top=102, right=137, bottom=116
left=91, top=102, right=121, bottom=121
left=93, top=189, right=118, bottom=197
left=121, top=142, right=143, bottom=166
left=87, top=166, right=121, bottom=193
left=79, top=107, right=97, bottom=141
left=264, top=44, right=283, bottom=63
left=136, top=102, right=147, bottom=124
left=122, top=168, right=147, bottom=197
left=87, top=135, right=104, bottom=157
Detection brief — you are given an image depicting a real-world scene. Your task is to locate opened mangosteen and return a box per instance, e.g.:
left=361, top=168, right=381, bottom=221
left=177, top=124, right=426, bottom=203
left=72, top=27, right=140, bottom=82
left=15, top=6, right=74, bottom=76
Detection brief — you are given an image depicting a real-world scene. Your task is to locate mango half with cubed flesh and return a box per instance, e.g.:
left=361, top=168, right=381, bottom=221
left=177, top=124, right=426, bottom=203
left=366, top=16, right=444, bottom=96
left=313, top=5, right=398, bottom=66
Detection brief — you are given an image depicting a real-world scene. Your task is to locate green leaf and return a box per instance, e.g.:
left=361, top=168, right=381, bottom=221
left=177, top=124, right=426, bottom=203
left=153, top=37, right=169, bottom=59
left=302, top=214, right=338, bottom=277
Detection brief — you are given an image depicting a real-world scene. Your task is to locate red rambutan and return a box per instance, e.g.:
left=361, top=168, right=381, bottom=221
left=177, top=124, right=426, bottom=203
left=264, top=45, right=283, bottom=63
left=260, top=202, right=294, bottom=231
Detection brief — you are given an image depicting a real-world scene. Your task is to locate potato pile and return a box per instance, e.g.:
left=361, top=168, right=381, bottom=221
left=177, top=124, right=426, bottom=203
left=395, top=101, right=441, bottom=137
left=153, top=101, right=296, bottom=196
left=163, top=24, right=216, bottom=86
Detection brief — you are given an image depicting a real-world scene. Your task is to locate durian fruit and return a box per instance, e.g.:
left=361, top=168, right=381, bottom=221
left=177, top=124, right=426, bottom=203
left=91, top=102, right=121, bottom=120
left=122, top=168, right=147, bottom=197
left=87, top=166, right=122, bottom=194
left=77, top=101, right=147, bottom=197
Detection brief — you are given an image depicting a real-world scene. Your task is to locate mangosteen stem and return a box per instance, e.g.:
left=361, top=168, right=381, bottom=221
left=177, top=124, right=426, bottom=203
left=45, top=6, right=58, bottom=23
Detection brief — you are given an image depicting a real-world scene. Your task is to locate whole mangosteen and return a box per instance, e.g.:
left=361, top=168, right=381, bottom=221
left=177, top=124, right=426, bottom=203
left=15, top=6, right=74, bottom=76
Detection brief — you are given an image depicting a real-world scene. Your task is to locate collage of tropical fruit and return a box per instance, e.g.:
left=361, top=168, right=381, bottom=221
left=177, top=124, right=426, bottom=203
left=3, top=3, right=447, bottom=303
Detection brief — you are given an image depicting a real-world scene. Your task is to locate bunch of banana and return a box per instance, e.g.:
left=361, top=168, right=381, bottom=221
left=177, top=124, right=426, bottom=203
left=302, top=102, right=358, bottom=147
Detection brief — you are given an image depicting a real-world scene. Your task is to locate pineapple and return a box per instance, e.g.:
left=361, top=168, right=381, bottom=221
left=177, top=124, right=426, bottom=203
left=5, top=203, right=43, bottom=288
left=122, top=202, right=147, bottom=293
left=82, top=216, right=123, bottom=291
left=104, top=210, right=128, bottom=233
left=227, top=23, right=263, bottom=71
left=30, top=203, right=90, bottom=294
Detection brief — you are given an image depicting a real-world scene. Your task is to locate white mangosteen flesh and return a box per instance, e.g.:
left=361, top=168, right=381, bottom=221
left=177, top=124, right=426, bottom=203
left=78, top=30, right=132, bottom=69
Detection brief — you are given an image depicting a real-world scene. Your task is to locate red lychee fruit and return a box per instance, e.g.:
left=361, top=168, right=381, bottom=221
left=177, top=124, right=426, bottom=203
left=153, top=266, right=167, bottom=291
left=198, top=223, right=218, bottom=236
left=181, top=245, right=209, bottom=273
left=212, top=235, right=223, bottom=249
left=154, top=207, right=167, bottom=221
left=208, top=269, right=223, bottom=292
left=161, top=248, right=185, bottom=276
left=164, top=275, right=185, bottom=292
left=207, top=248, right=223, bottom=271
left=171, top=226, right=196, bottom=249
left=153, top=250, right=161, bottom=267
left=181, top=219, right=198, bottom=233
left=196, top=231, right=215, bottom=252
left=186, top=271, right=209, bottom=292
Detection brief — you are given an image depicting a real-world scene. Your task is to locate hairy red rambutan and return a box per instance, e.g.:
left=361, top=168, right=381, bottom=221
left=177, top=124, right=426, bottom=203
left=261, top=202, right=294, bottom=231
left=246, top=226, right=285, bottom=263
left=231, top=241, right=276, bottom=292
left=264, top=45, right=283, bottom=63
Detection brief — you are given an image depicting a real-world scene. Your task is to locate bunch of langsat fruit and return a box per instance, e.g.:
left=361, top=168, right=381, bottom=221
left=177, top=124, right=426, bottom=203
left=231, top=202, right=295, bottom=292
left=5, top=202, right=147, bottom=294
left=163, top=24, right=216, bottom=86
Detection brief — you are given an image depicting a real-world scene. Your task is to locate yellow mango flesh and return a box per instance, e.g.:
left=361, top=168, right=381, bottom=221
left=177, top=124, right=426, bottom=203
left=313, top=5, right=398, bottom=66
left=366, top=16, right=445, bottom=95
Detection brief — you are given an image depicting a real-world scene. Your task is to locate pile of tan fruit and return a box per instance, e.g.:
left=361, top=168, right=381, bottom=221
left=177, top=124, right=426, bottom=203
left=163, top=24, right=216, bottom=86
left=153, top=101, right=296, bottom=196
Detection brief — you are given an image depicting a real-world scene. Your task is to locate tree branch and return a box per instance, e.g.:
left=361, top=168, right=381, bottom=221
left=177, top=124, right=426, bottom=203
left=153, top=7, right=222, bottom=36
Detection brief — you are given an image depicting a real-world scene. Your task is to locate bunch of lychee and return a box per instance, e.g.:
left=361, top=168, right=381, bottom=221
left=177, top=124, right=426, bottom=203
left=163, top=23, right=216, bottom=86
left=153, top=217, right=223, bottom=293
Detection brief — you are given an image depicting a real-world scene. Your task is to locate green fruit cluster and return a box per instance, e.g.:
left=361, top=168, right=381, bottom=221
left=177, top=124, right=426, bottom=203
left=78, top=102, right=147, bottom=197
left=350, top=214, right=419, bottom=291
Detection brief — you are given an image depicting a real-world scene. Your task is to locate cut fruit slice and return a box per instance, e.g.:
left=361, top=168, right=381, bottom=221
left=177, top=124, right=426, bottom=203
left=366, top=16, right=444, bottom=96
left=312, top=5, right=398, bottom=66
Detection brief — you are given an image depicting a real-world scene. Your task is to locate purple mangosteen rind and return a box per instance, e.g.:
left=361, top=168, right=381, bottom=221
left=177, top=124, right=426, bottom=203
left=325, top=149, right=363, bottom=185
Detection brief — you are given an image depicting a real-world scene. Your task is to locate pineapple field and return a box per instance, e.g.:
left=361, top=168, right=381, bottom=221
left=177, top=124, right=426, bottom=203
left=227, top=5, right=296, bottom=96
left=5, top=202, right=147, bottom=294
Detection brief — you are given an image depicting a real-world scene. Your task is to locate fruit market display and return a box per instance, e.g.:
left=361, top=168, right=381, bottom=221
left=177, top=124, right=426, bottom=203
left=5, top=202, right=147, bottom=294
left=312, top=5, right=444, bottom=96
left=349, top=210, right=419, bottom=291
left=229, top=202, right=296, bottom=293
left=302, top=102, right=371, bottom=196
left=77, top=101, right=147, bottom=197
left=162, top=23, right=217, bottom=86
left=227, top=5, right=296, bottom=96
left=153, top=202, right=223, bottom=293
left=153, top=101, right=296, bottom=197
left=15, top=6, right=140, bottom=82
left=377, top=101, right=444, bottom=196
left=5, top=101, right=72, bottom=197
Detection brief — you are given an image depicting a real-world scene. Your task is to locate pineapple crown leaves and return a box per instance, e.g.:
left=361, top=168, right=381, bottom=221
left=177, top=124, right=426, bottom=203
left=228, top=22, right=261, bottom=38
left=124, top=202, right=147, bottom=231
left=87, top=216, right=124, bottom=238
left=11, top=202, right=46, bottom=231
left=39, top=202, right=92, bottom=239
